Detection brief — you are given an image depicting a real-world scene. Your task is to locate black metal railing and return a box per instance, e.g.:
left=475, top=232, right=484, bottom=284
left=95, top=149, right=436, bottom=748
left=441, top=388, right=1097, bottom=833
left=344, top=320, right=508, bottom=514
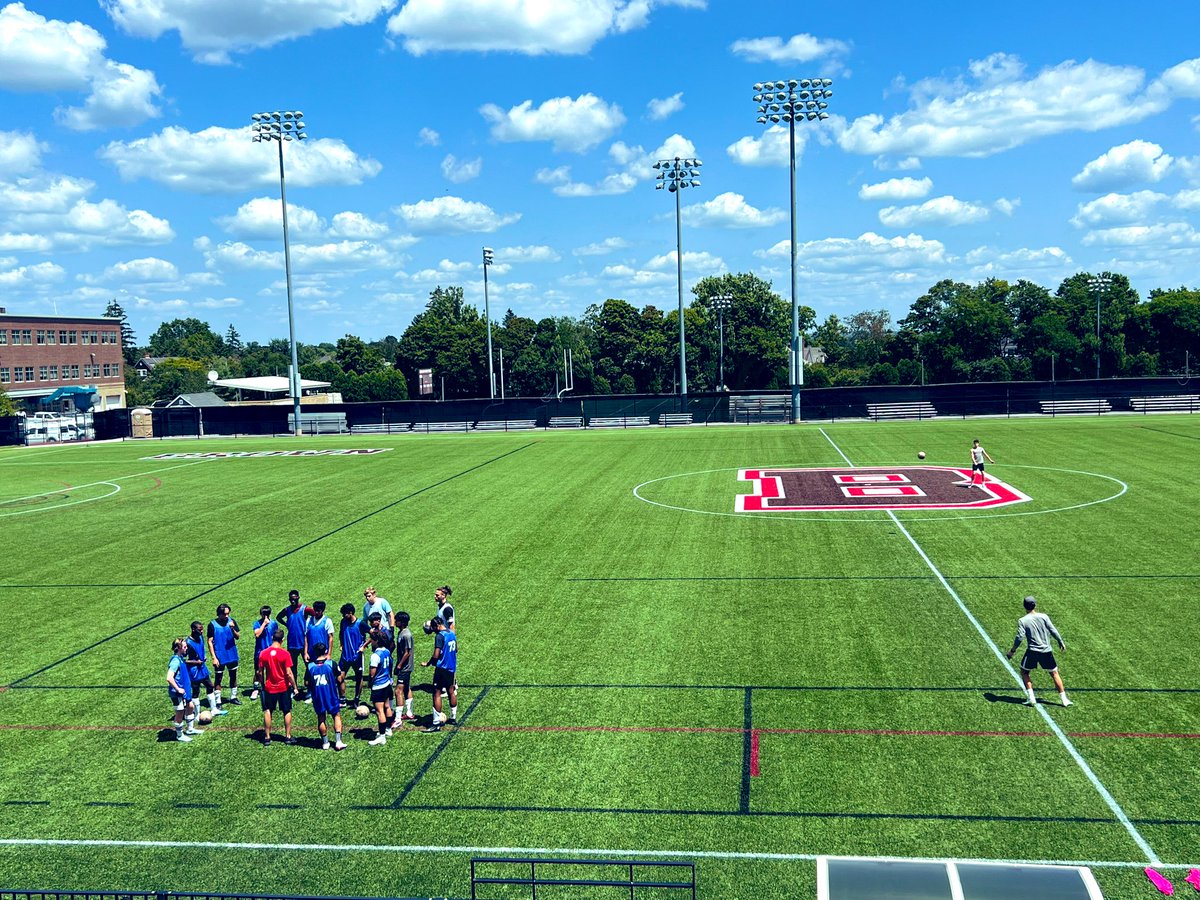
left=469, top=857, right=696, bottom=900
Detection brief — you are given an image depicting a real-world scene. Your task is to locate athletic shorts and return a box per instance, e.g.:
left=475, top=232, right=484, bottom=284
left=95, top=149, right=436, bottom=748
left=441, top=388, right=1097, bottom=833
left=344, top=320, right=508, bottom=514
left=261, top=690, right=293, bottom=714
left=168, top=689, right=191, bottom=711
left=288, top=648, right=303, bottom=666
left=972, top=463, right=986, bottom=472
left=313, top=695, right=341, bottom=717
left=432, top=667, right=455, bottom=690
left=1020, top=649, right=1058, bottom=672
left=395, top=670, right=412, bottom=688
left=190, top=664, right=210, bottom=683
left=214, top=660, right=238, bottom=676
left=338, top=658, right=363, bottom=674
left=370, top=686, right=393, bottom=705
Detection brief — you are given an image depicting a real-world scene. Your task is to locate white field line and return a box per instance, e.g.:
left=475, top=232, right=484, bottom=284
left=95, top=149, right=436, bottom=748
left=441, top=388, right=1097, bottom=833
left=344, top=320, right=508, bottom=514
left=0, top=838, right=1193, bottom=871
left=817, top=427, right=1161, bottom=866
left=0, top=459, right=212, bottom=507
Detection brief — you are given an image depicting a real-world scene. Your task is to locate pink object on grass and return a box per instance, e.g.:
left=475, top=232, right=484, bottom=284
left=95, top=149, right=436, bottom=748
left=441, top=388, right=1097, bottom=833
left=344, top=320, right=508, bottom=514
left=1146, top=867, right=1174, bottom=895
left=1184, top=869, right=1200, bottom=891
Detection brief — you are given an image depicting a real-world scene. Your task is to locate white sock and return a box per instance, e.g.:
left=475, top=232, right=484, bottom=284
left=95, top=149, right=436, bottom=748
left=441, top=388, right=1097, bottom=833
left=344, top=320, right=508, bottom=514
left=175, top=720, right=184, bottom=738
left=213, top=690, right=221, bottom=708
left=451, top=705, right=458, bottom=720
left=1059, top=691, right=1070, bottom=703
left=405, top=699, right=412, bottom=715
left=335, top=730, right=342, bottom=743
left=230, top=686, right=238, bottom=700
left=1027, top=689, right=1037, bottom=703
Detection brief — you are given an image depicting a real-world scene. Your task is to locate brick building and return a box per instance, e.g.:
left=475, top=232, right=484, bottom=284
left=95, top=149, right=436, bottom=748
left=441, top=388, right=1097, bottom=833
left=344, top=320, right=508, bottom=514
left=0, top=309, right=126, bottom=411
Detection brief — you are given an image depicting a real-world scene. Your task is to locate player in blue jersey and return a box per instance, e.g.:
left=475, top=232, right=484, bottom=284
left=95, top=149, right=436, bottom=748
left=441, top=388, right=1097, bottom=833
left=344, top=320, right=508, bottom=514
left=251, top=605, right=278, bottom=701
left=337, top=603, right=365, bottom=705
left=366, top=629, right=394, bottom=746
left=167, top=638, right=196, bottom=743
left=301, top=600, right=334, bottom=704
left=421, top=616, right=458, bottom=732
left=306, top=644, right=346, bottom=751
left=276, top=590, right=313, bottom=701
left=207, top=604, right=242, bottom=709
left=186, top=620, right=224, bottom=718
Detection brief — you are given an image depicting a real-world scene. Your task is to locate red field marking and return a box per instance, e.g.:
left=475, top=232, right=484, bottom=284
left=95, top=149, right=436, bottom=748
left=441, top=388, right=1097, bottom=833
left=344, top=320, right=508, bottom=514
left=750, top=730, right=760, bottom=777
left=142, top=477, right=162, bottom=493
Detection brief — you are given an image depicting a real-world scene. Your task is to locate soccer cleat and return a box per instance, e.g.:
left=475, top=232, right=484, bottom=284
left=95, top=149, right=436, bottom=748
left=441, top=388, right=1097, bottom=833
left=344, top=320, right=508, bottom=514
left=213, top=707, right=229, bottom=716
left=248, top=690, right=259, bottom=700
left=1062, top=698, right=1073, bottom=707
left=447, top=717, right=457, bottom=726
left=421, top=725, right=442, bottom=734
left=283, top=736, right=297, bottom=745
left=401, top=713, right=416, bottom=721
left=177, top=733, right=192, bottom=743
left=263, top=739, right=271, bottom=747
left=368, top=734, right=386, bottom=746
left=385, top=728, right=393, bottom=737
left=322, top=742, right=331, bottom=751
left=334, top=741, right=346, bottom=751
left=228, top=697, right=243, bottom=706
left=1023, top=698, right=1037, bottom=706
left=186, top=726, right=204, bottom=736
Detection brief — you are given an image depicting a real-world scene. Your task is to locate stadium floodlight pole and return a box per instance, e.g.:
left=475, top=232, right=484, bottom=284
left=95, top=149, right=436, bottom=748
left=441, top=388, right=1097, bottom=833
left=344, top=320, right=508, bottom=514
left=654, top=156, right=702, bottom=402
left=251, top=110, right=307, bottom=436
left=710, top=293, right=733, bottom=391
left=753, top=77, right=832, bottom=423
left=483, top=246, right=495, bottom=399
left=1086, top=273, right=1113, bottom=380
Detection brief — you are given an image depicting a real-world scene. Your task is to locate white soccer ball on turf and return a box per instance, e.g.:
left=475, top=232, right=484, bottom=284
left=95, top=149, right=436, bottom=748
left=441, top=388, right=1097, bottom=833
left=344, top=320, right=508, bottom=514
left=355, top=704, right=370, bottom=720
left=197, top=710, right=213, bottom=725
left=918, top=451, right=926, bottom=460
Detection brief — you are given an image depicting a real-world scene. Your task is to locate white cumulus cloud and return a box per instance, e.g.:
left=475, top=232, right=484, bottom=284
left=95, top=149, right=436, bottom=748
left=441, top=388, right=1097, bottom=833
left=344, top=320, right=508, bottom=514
left=496, top=245, right=561, bottom=263
left=0, top=130, right=43, bottom=175
left=441, top=154, right=482, bottom=183
left=1071, top=140, right=1175, bottom=191
left=481, top=94, right=625, bottom=153
left=217, top=197, right=324, bottom=239
left=858, top=176, right=933, bottom=201
left=329, top=211, right=389, bottom=239
left=1070, top=190, right=1170, bottom=228
left=100, top=126, right=382, bottom=194
left=0, top=3, right=162, bottom=130
left=387, top=0, right=702, bottom=56
left=0, top=260, right=65, bottom=286
left=682, top=192, right=785, bottom=228
left=729, top=33, right=849, bottom=64
left=647, top=92, right=684, bottom=121
left=573, top=236, right=628, bottom=256
left=757, top=231, right=947, bottom=272
left=536, top=134, right=694, bottom=197
left=102, top=0, right=397, bottom=64
left=394, top=196, right=520, bottom=234
left=1081, top=222, right=1200, bottom=247
left=878, top=195, right=991, bottom=227
left=727, top=124, right=800, bottom=167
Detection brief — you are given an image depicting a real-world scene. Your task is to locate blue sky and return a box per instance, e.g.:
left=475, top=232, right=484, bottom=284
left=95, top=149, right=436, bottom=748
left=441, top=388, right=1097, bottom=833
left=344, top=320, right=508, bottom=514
left=2, top=1, right=1199, bottom=344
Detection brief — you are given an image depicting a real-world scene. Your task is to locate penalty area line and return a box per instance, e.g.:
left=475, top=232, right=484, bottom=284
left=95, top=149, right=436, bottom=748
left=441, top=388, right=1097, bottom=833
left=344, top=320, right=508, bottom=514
left=0, top=838, right=1193, bottom=871
left=817, top=427, right=1162, bottom=868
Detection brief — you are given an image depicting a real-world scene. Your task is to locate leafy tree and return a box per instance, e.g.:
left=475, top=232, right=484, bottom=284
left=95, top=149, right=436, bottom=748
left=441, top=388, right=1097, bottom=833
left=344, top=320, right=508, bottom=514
left=395, top=286, right=488, bottom=397
left=104, top=299, right=138, bottom=365
left=335, top=334, right=384, bottom=376
left=810, top=315, right=848, bottom=368
left=148, top=318, right=223, bottom=360
left=691, top=273, right=795, bottom=391
left=844, top=310, right=893, bottom=369
left=142, top=358, right=210, bottom=402
left=0, top=384, right=16, bottom=416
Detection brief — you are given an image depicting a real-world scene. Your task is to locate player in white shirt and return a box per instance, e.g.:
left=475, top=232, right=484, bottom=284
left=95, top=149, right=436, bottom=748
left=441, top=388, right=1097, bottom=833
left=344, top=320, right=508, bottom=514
left=968, top=439, right=995, bottom=487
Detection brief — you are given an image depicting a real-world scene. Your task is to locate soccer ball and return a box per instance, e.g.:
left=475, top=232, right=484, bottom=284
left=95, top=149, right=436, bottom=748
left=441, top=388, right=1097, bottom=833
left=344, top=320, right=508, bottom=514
left=917, top=451, right=926, bottom=460
left=355, top=704, right=370, bottom=720
left=422, top=619, right=435, bottom=635
left=197, top=710, right=213, bottom=725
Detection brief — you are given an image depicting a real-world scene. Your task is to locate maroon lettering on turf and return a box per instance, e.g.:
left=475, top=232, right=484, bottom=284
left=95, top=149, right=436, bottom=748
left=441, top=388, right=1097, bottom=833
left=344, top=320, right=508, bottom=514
left=736, top=466, right=1031, bottom=512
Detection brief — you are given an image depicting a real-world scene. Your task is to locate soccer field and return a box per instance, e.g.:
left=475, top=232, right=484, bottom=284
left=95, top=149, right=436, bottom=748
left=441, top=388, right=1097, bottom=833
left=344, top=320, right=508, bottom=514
left=1, top=416, right=1198, bottom=899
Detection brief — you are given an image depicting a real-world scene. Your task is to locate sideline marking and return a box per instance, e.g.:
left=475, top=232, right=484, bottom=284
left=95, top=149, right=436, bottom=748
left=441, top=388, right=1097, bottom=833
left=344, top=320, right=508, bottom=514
left=818, top=427, right=1161, bottom=867
left=0, top=482, right=119, bottom=517
left=0, top=459, right=212, bottom=518
left=0, top=838, right=1192, bottom=872
left=632, top=464, right=1125, bottom=524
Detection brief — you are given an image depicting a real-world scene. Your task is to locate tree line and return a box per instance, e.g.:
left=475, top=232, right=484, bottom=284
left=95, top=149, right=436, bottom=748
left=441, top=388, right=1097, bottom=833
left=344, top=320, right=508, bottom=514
left=99, top=269, right=1200, bottom=406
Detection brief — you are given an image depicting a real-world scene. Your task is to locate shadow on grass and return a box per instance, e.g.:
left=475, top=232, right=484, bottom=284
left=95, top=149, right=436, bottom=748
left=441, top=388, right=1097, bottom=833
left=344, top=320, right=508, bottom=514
left=983, top=692, right=1028, bottom=705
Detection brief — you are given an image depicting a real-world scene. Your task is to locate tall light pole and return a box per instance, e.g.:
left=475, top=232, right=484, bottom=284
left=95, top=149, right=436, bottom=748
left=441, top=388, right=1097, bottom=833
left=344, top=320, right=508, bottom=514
left=753, top=78, right=832, bottom=423
left=252, top=110, right=306, bottom=436
left=482, top=246, right=495, bottom=399
left=711, top=293, right=732, bottom=391
left=1086, top=273, right=1113, bottom=380
left=654, top=156, right=702, bottom=402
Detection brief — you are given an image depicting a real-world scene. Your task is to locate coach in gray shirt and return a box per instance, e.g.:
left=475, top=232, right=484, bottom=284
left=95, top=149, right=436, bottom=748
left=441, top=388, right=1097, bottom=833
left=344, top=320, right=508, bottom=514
left=1006, top=596, right=1071, bottom=708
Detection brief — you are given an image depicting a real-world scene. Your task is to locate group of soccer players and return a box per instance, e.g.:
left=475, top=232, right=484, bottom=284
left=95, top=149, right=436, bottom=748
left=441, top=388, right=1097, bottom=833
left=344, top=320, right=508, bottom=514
left=165, top=584, right=459, bottom=747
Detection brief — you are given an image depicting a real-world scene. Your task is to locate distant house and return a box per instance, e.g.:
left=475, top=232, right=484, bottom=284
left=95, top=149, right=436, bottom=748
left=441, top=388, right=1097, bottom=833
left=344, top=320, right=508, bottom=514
left=165, top=392, right=228, bottom=408
left=134, top=356, right=171, bottom=377
left=802, top=345, right=827, bottom=365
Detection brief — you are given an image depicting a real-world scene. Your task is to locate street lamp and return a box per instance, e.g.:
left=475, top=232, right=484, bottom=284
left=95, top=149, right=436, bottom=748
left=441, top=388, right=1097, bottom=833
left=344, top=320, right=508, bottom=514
left=482, top=246, right=495, bottom=399
left=753, top=77, right=832, bottom=423
left=1086, top=273, right=1113, bottom=380
left=654, top=156, right=702, bottom=402
left=251, top=110, right=307, bottom=436
left=710, top=293, right=733, bottom=391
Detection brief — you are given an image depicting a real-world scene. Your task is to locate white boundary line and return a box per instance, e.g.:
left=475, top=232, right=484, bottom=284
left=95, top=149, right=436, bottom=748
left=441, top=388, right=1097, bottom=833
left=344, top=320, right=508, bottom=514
left=0, top=460, right=211, bottom=516
left=0, top=482, right=120, bottom=517
left=0, top=838, right=1193, bottom=870
left=817, top=427, right=1161, bottom=866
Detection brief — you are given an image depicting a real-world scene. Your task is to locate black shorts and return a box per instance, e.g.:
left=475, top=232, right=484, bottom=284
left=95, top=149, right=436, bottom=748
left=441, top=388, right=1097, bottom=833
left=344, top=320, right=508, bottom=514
left=370, top=686, right=393, bottom=705
left=288, top=648, right=303, bottom=667
left=1020, top=650, right=1058, bottom=672
left=338, top=658, right=362, bottom=674
left=432, top=667, right=455, bottom=690
left=214, top=661, right=238, bottom=676
left=261, top=690, right=293, bottom=714
left=972, top=463, right=986, bottom=472
left=395, top=670, right=412, bottom=688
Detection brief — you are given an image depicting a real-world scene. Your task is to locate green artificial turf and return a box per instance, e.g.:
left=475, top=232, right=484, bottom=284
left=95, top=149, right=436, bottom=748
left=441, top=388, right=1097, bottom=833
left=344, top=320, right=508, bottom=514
left=2, top=416, right=1198, bottom=899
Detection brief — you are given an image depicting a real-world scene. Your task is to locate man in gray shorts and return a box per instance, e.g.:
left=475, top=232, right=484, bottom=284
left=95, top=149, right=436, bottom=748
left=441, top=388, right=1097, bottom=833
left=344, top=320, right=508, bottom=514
left=1006, top=595, right=1071, bottom=707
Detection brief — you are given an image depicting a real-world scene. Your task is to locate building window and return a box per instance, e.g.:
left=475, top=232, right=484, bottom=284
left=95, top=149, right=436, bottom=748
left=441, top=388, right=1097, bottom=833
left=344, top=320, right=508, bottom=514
left=39, top=366, right=49, bottom=380
left=36, top=330, right=47, bottom=345
left=48, top=366, right=58, bottom=380
left=67, top=364, right=79, bottom=379
left=67, top=330, right=77, bottom=345
left=0, top=330, right=7, bottom=345
left=25, top=367, right=34, bottom=381
left=0, top=367, right=8, bottom=382
left=102, top=362, right=120, bottom=377
left=12, top=368, right=23, bottom=383
left=59, top=330, right=68, bottom=343
left=19, top=329, right=32, bottom=345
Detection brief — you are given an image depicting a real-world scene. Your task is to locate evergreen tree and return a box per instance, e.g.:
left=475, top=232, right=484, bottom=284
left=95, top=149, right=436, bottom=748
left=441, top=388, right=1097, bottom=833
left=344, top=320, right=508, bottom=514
left=104, top=299, right=138, bottom=365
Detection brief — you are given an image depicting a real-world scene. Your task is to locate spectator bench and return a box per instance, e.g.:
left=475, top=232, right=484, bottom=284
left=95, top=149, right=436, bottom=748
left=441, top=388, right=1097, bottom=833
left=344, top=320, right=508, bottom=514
left=411, top=421, right=472, bottom=433
left=350, top=423, right=412, bottom=434
left=548, top=416, right=584, bottom=428
left=658, top=413, right=693, bottom=426
left=472, top=419, right=538, bottom=431
left=866, top=402, right=937, bottom=420
left=1039, top=399, right=1111, bottom=415
left=1129, top=394, right=1199, bottom=413
left=589, top=416, right=651, bottom=428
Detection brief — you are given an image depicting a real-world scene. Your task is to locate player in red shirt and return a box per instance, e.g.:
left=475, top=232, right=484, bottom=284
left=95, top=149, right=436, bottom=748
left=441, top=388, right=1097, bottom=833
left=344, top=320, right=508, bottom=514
left=259, top=629, right=297, bottom=747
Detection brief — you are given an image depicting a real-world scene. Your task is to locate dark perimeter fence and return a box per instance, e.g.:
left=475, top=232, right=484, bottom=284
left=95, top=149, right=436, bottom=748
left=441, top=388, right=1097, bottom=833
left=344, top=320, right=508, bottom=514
left=3, top=376, right=1197, bottom=445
